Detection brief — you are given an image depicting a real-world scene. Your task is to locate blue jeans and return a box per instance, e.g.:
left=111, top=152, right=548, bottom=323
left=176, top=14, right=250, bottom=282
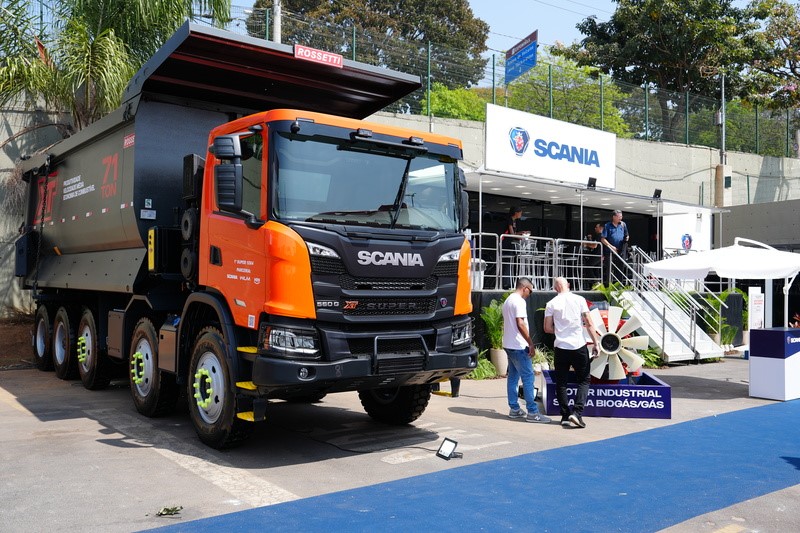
left=505, top=347, right=539, bottom=414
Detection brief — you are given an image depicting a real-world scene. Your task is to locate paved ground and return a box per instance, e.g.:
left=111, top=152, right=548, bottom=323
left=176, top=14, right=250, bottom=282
left=0, top=356, right=797, bottom=532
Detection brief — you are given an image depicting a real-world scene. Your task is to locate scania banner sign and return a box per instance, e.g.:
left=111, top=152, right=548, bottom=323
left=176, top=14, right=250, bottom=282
left=485, top=103, right=616, bottom=189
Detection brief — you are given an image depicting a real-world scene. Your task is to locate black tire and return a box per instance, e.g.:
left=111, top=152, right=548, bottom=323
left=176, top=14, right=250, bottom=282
left=358, top=385, right=431, bottom=425
left=181, top=207, right=198, bottom=241
left=188, top=327, right=252, bottom=449
left=129, top=318, right=179, bottom=417
left=52, top=307, right=78, bottom=380
left=77, top=307, right=110, bottom=390
left=32, top=305, right=53, bottom=371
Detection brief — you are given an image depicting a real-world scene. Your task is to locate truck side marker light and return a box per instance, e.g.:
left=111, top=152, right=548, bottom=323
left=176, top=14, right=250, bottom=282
left=193, top=369, right=213, bottom=409
left=130, top=352, right=145, bottom=385
left=236, top=381, right=257, bottom=390
left=236, top=412, right=255, bottom=422
left=237, top=346, right=257, bottom=354
left=53, top=246, right=61, bottom=256
left=77, top=336, right=87, bottom=363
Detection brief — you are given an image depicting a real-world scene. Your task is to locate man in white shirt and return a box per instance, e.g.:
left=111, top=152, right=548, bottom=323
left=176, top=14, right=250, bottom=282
left=502, top=277, right=551, bottom=423
left=544, top=277, right=601, bottom=428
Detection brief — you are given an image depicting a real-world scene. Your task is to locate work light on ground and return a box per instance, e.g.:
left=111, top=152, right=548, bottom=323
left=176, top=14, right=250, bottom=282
left=436, top=438, right=462, bottom=460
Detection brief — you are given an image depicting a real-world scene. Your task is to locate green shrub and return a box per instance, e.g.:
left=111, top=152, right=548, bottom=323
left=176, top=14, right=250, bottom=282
left=480, top=298, right=506, bottom=349
left=640, top=347, right=665, bottom=368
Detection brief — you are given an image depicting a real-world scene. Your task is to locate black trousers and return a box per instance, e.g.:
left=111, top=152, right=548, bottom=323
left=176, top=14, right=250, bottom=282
left=554, top=345, right=591, bottom=417
left=601, top=253, right=623, bottom=285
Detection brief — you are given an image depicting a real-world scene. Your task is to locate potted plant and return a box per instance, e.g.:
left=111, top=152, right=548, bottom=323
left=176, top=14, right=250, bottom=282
left=532, top=345, right=553, bottom=373
left=480, top=298, right=508, bottom=376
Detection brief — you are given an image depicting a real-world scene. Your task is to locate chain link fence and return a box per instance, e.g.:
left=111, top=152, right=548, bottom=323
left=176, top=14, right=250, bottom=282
left=13, top=1, right=800, bottom=159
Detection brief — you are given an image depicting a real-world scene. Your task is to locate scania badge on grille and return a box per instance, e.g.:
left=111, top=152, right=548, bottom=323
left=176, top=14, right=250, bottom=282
left=440, top=298, right=448, bottom=308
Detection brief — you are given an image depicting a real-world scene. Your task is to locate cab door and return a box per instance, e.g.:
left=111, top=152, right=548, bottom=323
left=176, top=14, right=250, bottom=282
left=200, top=131, right=268, bottom=330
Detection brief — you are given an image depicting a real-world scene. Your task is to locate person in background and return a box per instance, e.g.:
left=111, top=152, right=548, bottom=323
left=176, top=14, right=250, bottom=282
left=600, top=210, right=629, bottom=286
left=544, top=277, right=601, bottom=429
left=501, top=206, right=523, bottom=290
left=582, top=222, right=604, bottom=287
left=502, top=277, right=551, bottom=424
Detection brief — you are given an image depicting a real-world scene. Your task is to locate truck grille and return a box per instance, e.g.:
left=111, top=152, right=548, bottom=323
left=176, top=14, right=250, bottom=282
left=378, top=355, right=425, bottom=374
left=348, top=335, right=434, bottom=356
left=348, top=337, right=428, bottom=374
left=433, top=260, right=459, bottom=277
left=340, top=275, right=437, bottom=291
left=342, top=297, right=436, bottom=316
left=310, top=256, right=346, bottom=274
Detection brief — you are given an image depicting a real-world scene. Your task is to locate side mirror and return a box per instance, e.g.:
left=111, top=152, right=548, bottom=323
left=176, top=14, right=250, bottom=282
left=211, top=135, right=241, bottom=160
left=458, top=168, right=469, bottom=230
left=460, top=190, right=470, bottom=230
left=215, top=163, right=243, bottom=213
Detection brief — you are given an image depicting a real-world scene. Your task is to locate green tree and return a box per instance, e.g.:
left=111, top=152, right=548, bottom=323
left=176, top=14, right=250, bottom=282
left=422, top=82, right=488, bottom=121
left=0, top=0, right=231, bottom=133
left=747, top=0, right=800, bottom=109
left=248, top=0, right=489, bottom=111
left=554, top=0, right=768, bottom=143
left=505, top=53, right=632, bottom=138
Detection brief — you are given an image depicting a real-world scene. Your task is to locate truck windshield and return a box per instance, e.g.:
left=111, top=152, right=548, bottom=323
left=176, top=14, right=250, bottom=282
left=271, top=131, right=460, bottom=231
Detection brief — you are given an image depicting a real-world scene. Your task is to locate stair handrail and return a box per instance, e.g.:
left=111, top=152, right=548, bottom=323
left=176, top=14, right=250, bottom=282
left=629, top=246, right=727, bottom=337
left=609, top=247, right=723, bottom=353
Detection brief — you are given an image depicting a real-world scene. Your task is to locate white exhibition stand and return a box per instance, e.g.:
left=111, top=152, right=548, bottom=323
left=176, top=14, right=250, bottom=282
left=749, top=328, right=800, bottom=401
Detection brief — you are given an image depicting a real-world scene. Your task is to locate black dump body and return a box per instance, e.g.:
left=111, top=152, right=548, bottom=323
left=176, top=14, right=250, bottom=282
left=17, top=23, right=421, bottom=294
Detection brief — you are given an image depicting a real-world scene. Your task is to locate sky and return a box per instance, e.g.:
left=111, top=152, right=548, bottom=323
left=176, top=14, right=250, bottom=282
left=468, top=0, right=754, bottom=58
left=468, top=0, right=617, bottom=56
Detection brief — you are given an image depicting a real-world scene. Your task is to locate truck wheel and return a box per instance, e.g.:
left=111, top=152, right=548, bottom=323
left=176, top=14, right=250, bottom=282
left=188, top=327, right=252, bottom=449
left=129, top=318, right=178, bottom=417
left=77, top=307, right=110, bottom=390
left=33, top=305, right=53, bottom=371
left=52, top=307, right=78, bottom=380
left=358, top=385, right=432, bottom=425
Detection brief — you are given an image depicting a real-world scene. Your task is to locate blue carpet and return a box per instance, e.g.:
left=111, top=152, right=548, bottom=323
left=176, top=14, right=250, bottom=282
left=151, top=400, right=800, bottom=532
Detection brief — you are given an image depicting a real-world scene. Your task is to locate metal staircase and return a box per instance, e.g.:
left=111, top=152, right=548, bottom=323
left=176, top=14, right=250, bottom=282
left=608, top=247, right=725, bottom=362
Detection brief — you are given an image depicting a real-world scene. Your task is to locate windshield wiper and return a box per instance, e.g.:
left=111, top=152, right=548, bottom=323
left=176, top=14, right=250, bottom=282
left=389, top=158, right=413, bottom=229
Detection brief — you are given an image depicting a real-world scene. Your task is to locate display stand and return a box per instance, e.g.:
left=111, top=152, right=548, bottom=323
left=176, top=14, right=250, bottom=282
left=542, top=371, right=671, bottom=419
left=749, top=328, right=800, bottom=401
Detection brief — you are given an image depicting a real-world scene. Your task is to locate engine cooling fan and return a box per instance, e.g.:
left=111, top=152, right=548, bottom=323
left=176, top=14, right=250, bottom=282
left=588, top=306, right=648, bottom=380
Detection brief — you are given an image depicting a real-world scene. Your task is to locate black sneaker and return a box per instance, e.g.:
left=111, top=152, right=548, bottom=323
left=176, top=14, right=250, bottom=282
left=569, top=413, right=586, bottom=428
left=560, top=415, right=571, bottom=427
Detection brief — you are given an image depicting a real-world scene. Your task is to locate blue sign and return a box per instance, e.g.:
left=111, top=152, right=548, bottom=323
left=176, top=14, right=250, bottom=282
left=543, top=371, right=672, bottom=419
left=505, top=30, right=538, bottom=85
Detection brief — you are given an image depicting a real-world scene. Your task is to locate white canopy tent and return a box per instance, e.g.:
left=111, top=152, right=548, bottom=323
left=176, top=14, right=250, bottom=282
left=643, top=238, right=800, bottom=326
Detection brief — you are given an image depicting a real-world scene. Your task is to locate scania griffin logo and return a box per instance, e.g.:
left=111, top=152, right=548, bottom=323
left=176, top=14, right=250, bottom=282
left=509, top=127, right=530, bottom=156
left=357, top=251, right=424, bottom=266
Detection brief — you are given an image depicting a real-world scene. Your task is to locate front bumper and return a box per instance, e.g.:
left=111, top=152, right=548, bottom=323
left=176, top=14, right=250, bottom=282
left=251, top=345, right=477, bottom=396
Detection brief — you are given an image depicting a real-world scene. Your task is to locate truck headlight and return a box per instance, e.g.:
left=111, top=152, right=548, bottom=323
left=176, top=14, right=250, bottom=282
left=262, top=326, right=320, bottom=359
left=307, top=242, right=340, bottom=258
left=451, top=320, right=473, bottom=347
left=438, top=249, right=461, bottom=263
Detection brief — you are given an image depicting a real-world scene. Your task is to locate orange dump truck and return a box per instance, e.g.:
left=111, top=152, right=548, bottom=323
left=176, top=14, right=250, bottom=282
left=15, top=24, right=477, bottom=448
